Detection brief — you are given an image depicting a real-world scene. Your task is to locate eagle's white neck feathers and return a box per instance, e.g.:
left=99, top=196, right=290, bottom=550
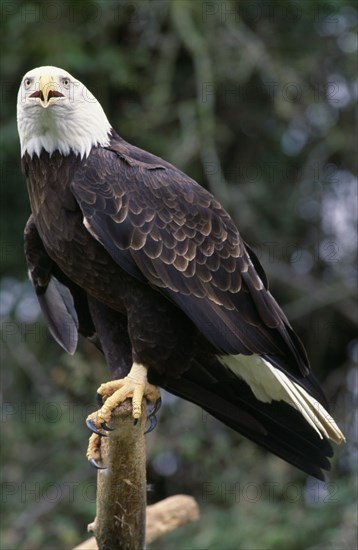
left=17, top=66, right=112, bottom=159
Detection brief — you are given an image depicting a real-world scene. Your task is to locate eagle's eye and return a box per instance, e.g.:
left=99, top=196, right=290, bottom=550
left=61, top=78, right=70, bottom=89
left=24, top=78, right=32, bottom=89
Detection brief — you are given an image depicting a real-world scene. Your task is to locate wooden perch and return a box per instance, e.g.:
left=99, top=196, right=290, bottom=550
left=89, top=400, right=147, bottom=550
left=74, top=401, right=199, bottom=550
left=145, top=494, right=200, bottom=543
left=74, top=495, right=199, bottom=549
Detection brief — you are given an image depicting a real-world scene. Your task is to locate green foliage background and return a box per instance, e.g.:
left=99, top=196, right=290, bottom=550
left=0, top=1, right=357, bottom=548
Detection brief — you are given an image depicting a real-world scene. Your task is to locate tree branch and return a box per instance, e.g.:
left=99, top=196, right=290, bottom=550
left=89, top=400, right=147, bottom=550
left=73, top=401, right=199, bottom=550
left=171, top=2, right=231, bottom=208
left=74, top=495, right=199, bottom=549
left=145, top=494, right=200, bottom=543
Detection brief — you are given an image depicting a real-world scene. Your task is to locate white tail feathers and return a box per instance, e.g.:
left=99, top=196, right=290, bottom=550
left=219, top=354, right=345, bottom=444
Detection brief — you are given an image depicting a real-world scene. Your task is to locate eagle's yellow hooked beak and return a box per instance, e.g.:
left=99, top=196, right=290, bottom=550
left=30, top=74, right=65, bottom=107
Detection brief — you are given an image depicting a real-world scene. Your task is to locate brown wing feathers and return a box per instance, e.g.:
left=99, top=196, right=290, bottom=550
left=71, top=136, right=309, bottom=379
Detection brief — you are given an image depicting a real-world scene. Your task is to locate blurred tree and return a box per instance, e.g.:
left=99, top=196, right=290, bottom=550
left=1, top=1, right=356, bottom=548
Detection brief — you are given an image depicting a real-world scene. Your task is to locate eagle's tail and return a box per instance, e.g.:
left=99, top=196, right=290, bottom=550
left=219, top=354, right=345, bottom=445
left=151, top=354, right=345, bottom=480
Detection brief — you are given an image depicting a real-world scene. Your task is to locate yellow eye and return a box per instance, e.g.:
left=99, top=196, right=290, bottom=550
left=24, top=78, right=32, bottom=89
left=62, top=78, right=70, bottom=88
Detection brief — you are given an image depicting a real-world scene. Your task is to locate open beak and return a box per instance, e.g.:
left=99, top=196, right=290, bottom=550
left=29, top=75, right=65, bottom=107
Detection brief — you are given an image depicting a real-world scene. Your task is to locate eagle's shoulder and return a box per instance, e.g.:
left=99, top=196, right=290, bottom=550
left=105, top=132, right=180, bottom=171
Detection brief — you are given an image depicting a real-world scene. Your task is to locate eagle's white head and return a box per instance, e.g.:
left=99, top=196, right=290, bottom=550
left=17, top=66, right=112, bottom=159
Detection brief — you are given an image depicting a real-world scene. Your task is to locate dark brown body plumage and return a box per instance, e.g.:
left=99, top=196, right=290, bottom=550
left=23, top=131, right=335, bottom=479
left=23, top=147, right=198, bottom=378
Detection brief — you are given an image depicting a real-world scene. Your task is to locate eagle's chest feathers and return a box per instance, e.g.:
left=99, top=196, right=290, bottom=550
left=22, top=150, right=129, bottom=307
left=23, top=151, right=82, bottom=254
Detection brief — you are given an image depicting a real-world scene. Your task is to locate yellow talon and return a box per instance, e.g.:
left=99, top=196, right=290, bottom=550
left=86, top=433, right=102, bottom=463
left=86, top=362, right=161, bottom=432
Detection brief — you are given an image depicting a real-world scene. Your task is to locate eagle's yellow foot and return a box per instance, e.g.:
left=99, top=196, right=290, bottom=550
left=86, top=433, right=106, bottom=469
left=86, top=363, right=161, bottom=433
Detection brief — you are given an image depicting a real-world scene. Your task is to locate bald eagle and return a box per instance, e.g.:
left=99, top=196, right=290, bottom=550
left=17, top=66, right=344, bottom=479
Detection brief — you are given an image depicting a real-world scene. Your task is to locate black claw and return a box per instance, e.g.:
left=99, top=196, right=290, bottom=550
left=133, top=418, right=139, bottom=426
left=145, top=414, right=158, bottom=435
left=96, top=392, right=104, bottom=407
left=144, top=398, right=161, bottom=434
left=89, top=458, right=107, bottom=470
left=86, top=418, right=108, bottom=437
left=101, top=422, right=114, bottom=432
left=150, top=397, right=162, bottom=416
